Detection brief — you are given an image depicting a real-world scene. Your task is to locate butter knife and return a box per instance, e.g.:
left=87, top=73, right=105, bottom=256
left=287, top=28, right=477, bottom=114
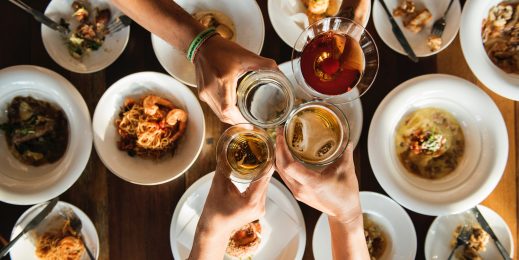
left=469, top=206, right=511, bottom=260
left=0, top=198, right=59, bottom=257
left=377, top=0, right=419, bottom=63
left=8, top=0, right=69, bottom=34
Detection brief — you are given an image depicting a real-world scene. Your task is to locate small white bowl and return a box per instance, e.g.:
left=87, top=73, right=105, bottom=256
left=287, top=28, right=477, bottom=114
left=460, top=0, right=519, bottom=101
left=151, top=0, right=264, bottom=87
left=42, top=0, right=130, bottom=74
left=368, top=74, right=508, bottom=216
left=372, top=0, right=461, bottom=57
left=0, top=65, right=92, bottom=205
left=92, top=72, right=205, bottom=185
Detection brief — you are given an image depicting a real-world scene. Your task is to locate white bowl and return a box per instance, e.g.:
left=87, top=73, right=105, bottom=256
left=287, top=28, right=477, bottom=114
left=268, top=0, right=371, bottom=48
left=42, top=0, right=130, bottom=74
left=313, top=192, right=417, bottom=260
left=373, top=0, right=461, bottom=57
left=10, top=201, right=100, bottom=260
left=368, top=74, right=508, bottom=216
left=425, top=205, right=514, bottom=259
left=92, top=72, right=205, bottom=185
left=460, top=0, right=519, bottom=101
left=0, top=65, right=92, bottom=205
left=151, top=0, right=264, bottom=87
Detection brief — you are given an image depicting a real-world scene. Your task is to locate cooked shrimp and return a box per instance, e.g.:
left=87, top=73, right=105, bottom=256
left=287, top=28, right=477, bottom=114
left=143, top=95, right=175, bottom=115
left=165, top=109, right=188, bottom=142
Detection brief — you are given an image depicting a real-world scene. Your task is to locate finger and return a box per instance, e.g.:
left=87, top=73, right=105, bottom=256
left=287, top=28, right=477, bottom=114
left=275, top=128, right=316, bottom=184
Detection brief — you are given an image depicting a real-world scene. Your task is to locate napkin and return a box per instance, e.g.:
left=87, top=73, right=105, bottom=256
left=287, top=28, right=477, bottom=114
left=281, top=0, right=310, bottom=30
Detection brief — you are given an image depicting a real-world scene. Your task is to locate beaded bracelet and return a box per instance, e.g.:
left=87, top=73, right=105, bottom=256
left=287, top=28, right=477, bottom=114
left=186, top=27, right=217, bottom=63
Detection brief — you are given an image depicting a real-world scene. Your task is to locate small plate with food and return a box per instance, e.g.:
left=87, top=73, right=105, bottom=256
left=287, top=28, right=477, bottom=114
left=460, top=0, right=519, bottom=101
left=9, top=200, right=99, bottom=260
left=42, top=0, right=130, bottom=74
left=425, top=205, right=514, bottom=259
left=312, top=192, right=417, bottom=260
left=368, top=74, right=508, bottom=216
left=92, top=71, right=205, bottom=185
left=0, top=65, right=92, bottom=205
left=170, top=172, right=306, bottom=260
left=372, top=0, right=461, bottom=56
left=151, top=0, right=264, bottom=87
left=268, top=0, right=371, bottom=49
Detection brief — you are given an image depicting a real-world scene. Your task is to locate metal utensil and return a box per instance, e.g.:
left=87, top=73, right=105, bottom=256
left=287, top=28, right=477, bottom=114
left=377, top=0, right=419, bottom=63
left=469, top=206, right=512, bottom=260
left=107, top=15, right=132, bottom=34
left=0, top=198, right=59, bottom=257
left=69, top=212, right=95, bottom=260
left=430, top=0, right=456, bottom=38
left=447, top=225, right=471, bottom=260
left=7, top=0, right=69, bottom=34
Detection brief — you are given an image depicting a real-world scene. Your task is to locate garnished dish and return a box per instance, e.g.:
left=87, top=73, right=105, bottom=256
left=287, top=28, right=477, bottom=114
left=115, top=95, right=188, bottom=159
left=450, top=224, right=490, bottom=260
left=395, top=107, right=465, bottom=179
left=35, top=214, right=85, bottom=260
left=193, top=11, right=235, bottom=40
left=482, top=1, right=519, bottom=74
left=59, top=0, right=111, bottom=59
left=226, top=220, right=262, bottom=258
left=301, top=0, right=341, bottom=24
left=0, top=96, right=69, bottom=166
left=363, top=214, right=387, bottom=260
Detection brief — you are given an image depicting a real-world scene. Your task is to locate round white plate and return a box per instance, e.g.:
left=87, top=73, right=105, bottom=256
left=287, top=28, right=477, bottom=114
left=10, top=201, right=99, bottom=260
left=368, top=74, right=508, bottom=216
left=373, top=0, right=461, bottom=57
left=42, top=0, right=130, bottom=74
left=312, top=191, right=416, bottom=260
left=425, top=205, right=514, bottom=259
left=0, top=65, right=92, bottom=205
left=92, top=72, right=205, bottom=185
left=278, top=60, right=363, bottom=150
left=151, top=0, right=264, bottom=87
left=268, top=0, right=371, bottom=48
left=460, top=0, right=519, bottom=101
left=170, top=172, right=306, bottom=260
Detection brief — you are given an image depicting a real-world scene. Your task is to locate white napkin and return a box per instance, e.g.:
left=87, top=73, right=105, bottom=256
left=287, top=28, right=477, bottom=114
left=281, top=0, right=310, bottom=30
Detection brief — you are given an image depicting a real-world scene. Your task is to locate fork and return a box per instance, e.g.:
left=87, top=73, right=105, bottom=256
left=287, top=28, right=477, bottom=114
left=68, top=212, right=96, bottom=260
left=106, top=15, right=132, bottom=34
left=447, top=225, right=471, bottom=260
left=430, top=0, right=456, bottom=38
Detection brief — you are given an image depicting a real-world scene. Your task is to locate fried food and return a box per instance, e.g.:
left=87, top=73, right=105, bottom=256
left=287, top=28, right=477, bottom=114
left=193, top=11, right=236, bottom=41
left=301, top=0, right=341, bottom=24
left=451, top=225, right=490, bottom=260
left=226, top=220, right=262, bottom=258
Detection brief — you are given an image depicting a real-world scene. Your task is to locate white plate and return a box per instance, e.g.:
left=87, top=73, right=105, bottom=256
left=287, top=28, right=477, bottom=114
left=0, top=65, right=92, bottom=205
left=42, top=0, right=130, bottom=74
left=170, top=172, right=306, bottom=260
left=312, top=192, right=416, bottom=260
left=92, top=72, right=205, bottom=185
left=278, top=60, right=363, bottom=150
left=425, top=205, right=514, bottom=259
left=373, top=0, right=461, bottom=57
left=460, top=0, right=519, bottom=101
left=368, top=74, right=508, bottom=216
left=268, top=0, right=371, bottom=48
left=10, top=201, right=99, bottom=260
left=151, top=0, right=264, bottom=87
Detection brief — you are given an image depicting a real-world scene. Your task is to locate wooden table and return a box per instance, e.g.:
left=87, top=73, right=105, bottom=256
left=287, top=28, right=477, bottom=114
left=0, top=1, right=517, bottom=259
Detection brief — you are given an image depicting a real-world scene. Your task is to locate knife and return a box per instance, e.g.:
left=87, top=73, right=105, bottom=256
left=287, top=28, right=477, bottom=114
left=0, top=198, right=59, bottom=257
left=377, top=0, right=419, bottom=63
left=8, top=0, right=69, bottom=35
left=469, top=206, right=512, bottom=260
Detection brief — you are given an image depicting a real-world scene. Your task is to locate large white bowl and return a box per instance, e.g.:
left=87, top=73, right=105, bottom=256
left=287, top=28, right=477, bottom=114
left=460, top=0, right=519, bottom=101
left=151, top=0, right=264, bottom=87
left=0, top=65, right=92, bottom=205
left=368, top=74, right=508, bottom=216
left=42, top=0, right=130, bottom=74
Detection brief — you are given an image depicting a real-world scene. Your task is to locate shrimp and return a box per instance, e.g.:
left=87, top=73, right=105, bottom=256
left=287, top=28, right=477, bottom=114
left=165, top=109, right=188, bottom=142
left=143, top=95, right=175, bottom=116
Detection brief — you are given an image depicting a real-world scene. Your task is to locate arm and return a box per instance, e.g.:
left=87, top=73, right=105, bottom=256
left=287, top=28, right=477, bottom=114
left=328, top=215, right=369, bottom=260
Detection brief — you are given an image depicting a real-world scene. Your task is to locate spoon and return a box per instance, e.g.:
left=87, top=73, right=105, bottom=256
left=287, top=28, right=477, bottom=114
left=69, top=213, right=95, bottom=260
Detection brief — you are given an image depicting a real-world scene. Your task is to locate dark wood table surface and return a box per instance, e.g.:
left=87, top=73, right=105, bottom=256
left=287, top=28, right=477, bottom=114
left=0, top=1, right=517, bottom=259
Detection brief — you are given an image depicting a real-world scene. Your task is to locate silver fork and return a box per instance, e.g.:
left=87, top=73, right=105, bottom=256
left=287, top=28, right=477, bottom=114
left=106, top=15, right=132, bottom=34
left=431, top=0, right=456, bottom=38
left=68, top=212, right=96, bottom=260
left=447, top=225, right=471, bottom=260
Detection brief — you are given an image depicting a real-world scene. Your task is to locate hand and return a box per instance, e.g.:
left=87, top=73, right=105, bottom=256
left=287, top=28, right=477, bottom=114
left=274, top=128, right=362, bottom=224
left=194, top=35, right=278, bottom=124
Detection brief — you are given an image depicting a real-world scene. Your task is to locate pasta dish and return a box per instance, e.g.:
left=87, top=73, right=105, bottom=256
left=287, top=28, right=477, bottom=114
left=115, top=95, right=188, bottom=159
left=35, top=219, right=84, bottom=260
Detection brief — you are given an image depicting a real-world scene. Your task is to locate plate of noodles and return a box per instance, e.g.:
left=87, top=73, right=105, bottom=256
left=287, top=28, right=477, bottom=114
left=92, top=72, right=205, bottom=185
left=9, top=200, right=99, bottom=260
